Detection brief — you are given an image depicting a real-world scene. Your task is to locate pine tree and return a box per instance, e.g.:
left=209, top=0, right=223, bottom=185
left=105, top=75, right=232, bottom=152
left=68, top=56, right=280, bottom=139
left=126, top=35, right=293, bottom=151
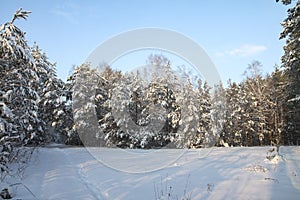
left=278, top=0, right=300, bottom=144
left=177, top=80, right=199, bottom=148
left=31, top=44, right=68, bottom=143
left=0, top=9, right=43, bottom=174
left=190, top=80, right=213, bottom=148
left=146, top=73, right=180, bottom=148
left=106, top=72, right=147, bottom=148
left=222, top=81, right=241, bottom=146
left=103, top=55, right=185, bottom=149
left=211, top=82, right=226, bottom=146
left=242, top=61, right=270, bottom=146
left=0, top=8, right=43, bottom=143
left=69, top=63, right=104, bottom=146
left=147, top=61, right=180, bottom=147
left=268, top=67, right=286, bottom=144
left=95, top=68, right=124, bottom=147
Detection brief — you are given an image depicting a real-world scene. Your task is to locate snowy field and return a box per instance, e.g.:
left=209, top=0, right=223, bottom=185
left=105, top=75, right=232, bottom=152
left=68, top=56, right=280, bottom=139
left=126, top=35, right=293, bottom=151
left=1, top=146, right=300, bottom=200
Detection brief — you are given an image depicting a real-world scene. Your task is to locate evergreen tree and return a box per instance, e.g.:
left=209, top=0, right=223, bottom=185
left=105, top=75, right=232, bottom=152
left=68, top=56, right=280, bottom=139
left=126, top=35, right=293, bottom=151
left=146, top=73, right=180, bottom=148
left=222, top=81, right=244, bottom=146
left=106, top=72, right=146, bottom=148
left=69, top=63, right=103, bottom=146
left=0, top=9, right=43, bottom=173
left=147, top=59, right=183, bottom=148
left=190, top=80, right=212, bottom=148
left=31, top=44, right=67, bottom=143
left=242, top=61, right=270, bottom=146
left=268, top=67, right=286, bottom=144
left=177, top=80, right=199, bottom=148
left=0, top=9, right=42, bottom=144
left=278, top=0, right=300, bottom=144
left=211, top=82, right=226, bottom=146
left=103, top=55, right=185, bottom=148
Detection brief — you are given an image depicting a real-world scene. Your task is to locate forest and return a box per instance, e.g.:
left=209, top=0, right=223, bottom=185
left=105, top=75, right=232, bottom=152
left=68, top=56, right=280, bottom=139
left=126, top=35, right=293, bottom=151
left=0, top=0, right=299, bottom=177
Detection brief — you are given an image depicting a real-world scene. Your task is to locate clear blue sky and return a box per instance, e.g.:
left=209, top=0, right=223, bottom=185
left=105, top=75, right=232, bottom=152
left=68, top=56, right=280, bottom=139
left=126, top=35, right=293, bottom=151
left=0, top=0, right=290, bottom=83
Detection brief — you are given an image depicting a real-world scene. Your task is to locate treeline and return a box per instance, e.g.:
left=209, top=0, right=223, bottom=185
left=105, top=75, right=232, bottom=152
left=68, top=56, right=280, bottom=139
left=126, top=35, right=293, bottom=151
left=67, top=59, right=299, bottom=149
left=69, top=60, right=217, bottom=149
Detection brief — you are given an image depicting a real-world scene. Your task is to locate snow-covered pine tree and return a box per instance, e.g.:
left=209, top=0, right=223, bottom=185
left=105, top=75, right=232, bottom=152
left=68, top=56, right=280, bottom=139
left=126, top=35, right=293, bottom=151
left=93, top=66, right=126, bottom=147
left=242, top=61, right=269, bottom=146
left=190, top=80, right=212, bottom=148
left=63, top=73, right=81, bottom=145
left=222, top=80, right=248, bottom=146
left=146, top=72, right=179, bottom=148
left=176, top=79, right=199, bottom=148
left=261, top=72, right=283, bottom=146
left=127, top=71, right=154, bottom=148
left=243, top=84, right=260, bottom=146
left=268, top=67, right=286, bottom=144
left=278, top=0, right=300, bottom=144
left=95, top=65, right=119, bottom=146
left=104, top=71, right=145, bottom=148
left=145, top=55, right=182, bottom=148
left=104, top=54, right=182, bottom=149
left=0, top=8, right=43, bottom=174
left=107, top=70, right=163, bottom=148
left=31, top=44, right=67, bottom=143
left=210, top=82, right=226, bottom=146
left=70, top=63, right=103, bottom=146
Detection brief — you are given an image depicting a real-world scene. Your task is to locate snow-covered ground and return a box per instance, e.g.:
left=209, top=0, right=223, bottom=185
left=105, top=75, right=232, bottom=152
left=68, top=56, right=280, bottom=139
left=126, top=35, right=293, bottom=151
left=1, top=146, right=300, bottom=200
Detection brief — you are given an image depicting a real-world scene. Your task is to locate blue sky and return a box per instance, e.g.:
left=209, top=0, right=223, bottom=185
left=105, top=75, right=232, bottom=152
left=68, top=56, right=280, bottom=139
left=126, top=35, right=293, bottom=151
left=0, top=0, right=290, bottom=83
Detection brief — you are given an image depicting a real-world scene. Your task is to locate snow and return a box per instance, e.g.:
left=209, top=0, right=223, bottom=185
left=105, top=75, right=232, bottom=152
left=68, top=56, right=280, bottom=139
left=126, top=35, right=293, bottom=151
left=288, top=95, right=300, bottom=102
left=1, top=146, right=300, bottom=200
left=0, top=102, right=14, bottom=118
